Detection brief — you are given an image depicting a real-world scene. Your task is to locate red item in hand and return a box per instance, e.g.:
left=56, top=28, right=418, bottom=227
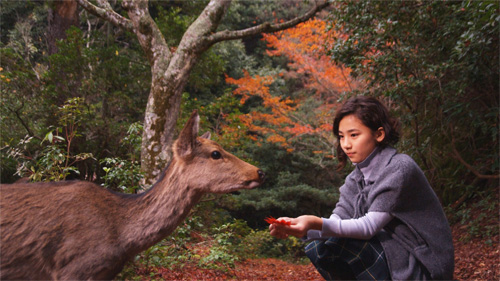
left=265, top=216, right=291, bottom=226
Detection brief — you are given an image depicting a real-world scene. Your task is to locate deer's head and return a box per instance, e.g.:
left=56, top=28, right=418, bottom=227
left=172, top=111, right=265, bottom=193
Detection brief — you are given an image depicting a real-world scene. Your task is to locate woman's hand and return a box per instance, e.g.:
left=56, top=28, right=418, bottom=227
left=269, top=215, right=323, bottom=239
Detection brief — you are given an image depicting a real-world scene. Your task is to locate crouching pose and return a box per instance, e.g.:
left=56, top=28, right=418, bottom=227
left=269, top=96, right=454, bottom=280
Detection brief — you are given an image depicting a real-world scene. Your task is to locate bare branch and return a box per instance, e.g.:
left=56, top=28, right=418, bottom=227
left=450, top=127, right=499, bottom=180
left=76, top=0, right=134, bottom=32
left=6, top=103, right=42, bottom=140
left=206, top=0, right=330, bottom=45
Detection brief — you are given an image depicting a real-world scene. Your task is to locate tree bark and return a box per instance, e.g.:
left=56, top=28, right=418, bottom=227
left=76, top=0, right=329, bottom=185
left=47, top=0, right=79, bottom=55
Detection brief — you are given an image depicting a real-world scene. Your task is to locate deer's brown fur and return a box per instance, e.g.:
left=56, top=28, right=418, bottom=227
left=0, top=111, right=265, bottom=280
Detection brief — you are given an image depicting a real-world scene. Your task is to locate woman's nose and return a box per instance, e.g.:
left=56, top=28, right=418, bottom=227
left=342, top=138, right=351, bottom=149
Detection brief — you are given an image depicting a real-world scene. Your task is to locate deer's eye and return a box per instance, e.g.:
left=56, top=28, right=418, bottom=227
left=211, top=151, right=222, bottom=160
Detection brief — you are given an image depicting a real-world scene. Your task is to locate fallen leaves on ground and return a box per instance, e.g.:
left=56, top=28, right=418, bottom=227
left=136, top=258, right=322, bottom=281
left=233, top=258, right=322, bottom=280
left=451, top=194, right=499, bottom=281
left=452, top=229, right=499, bottom=280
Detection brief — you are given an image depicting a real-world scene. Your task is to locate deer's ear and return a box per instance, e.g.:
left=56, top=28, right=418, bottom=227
left=200, top=131, right=211, bottom=140
left=175, top=110, right=200, bottom=157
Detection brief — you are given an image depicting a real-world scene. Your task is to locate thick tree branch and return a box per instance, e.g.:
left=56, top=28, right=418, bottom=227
left=174, top=0, right=231, bottom=55
left=76, top=0, right=134, bottom=32
left=205, top=0, right=330, bottom=45
left=450, top=147, right=499, bottom=180
left=450, top=128, right=499, bottom=180
left=123, top=0, right=172, bottom=69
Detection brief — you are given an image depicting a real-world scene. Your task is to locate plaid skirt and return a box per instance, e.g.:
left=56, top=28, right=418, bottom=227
left=305, top=237, right=390, bottom=281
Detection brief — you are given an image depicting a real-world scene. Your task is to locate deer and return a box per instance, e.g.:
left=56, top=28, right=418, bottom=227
left=0, top=110, right=265, bottom=280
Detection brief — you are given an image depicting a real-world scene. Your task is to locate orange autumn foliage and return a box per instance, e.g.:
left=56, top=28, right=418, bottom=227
left=225, top=70, right=334, bottom=153
left=225, top=18, right=359, bottom=155
left=263, top=18, right=357, bottom=101
left=225, top=70, right=294, bottom=145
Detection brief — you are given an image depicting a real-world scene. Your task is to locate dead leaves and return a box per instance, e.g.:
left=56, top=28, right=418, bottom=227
left=452, top=223, right=499, bottom=280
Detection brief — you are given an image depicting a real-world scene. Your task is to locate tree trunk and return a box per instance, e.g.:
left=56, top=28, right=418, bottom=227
left=121, top=0, right=214, bottom=184
left=140, top=70, right=192, bottom=184
left=47, top=0, right=79, bottom=55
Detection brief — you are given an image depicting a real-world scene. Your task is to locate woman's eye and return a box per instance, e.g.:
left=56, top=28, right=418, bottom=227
left=211, top=151, right=222, bottom=160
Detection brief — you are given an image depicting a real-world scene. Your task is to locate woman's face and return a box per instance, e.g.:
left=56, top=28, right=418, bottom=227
left=338, top=114, right=385, bottom=164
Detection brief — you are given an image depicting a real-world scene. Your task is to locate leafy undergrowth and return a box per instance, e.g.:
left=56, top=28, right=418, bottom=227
left=120, top=193, right=498, bottom=281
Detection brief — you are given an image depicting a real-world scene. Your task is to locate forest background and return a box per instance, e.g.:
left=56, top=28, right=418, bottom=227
left=1, top=0, right=498, bottom=279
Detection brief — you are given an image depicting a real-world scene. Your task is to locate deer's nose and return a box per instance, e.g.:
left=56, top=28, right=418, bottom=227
left=257, top=169, right=266, bottom=182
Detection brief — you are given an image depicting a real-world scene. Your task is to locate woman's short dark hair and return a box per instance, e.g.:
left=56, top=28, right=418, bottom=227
left=333, top=96, right=401, bottom=170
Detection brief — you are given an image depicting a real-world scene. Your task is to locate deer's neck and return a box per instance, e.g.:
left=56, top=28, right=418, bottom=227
left=121, top=162, right=202, bottom=255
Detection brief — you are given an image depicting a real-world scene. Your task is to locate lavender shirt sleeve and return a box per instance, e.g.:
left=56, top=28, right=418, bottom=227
left=304, top=212, right=393, bottom=241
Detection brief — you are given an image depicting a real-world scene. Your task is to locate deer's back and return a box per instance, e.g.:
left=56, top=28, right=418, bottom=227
left=0, top=181, right=131, bottom=280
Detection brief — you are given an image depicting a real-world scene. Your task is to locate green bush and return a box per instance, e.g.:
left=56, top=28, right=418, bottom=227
left=100, top=157, right=143, bottom=193
left=4, top=98, right=94, bottom=182
left=237, top=229, right=306, bottom=262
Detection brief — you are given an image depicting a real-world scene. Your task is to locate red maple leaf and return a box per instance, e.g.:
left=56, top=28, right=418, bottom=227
left=264, top=216, right=291, bottom=226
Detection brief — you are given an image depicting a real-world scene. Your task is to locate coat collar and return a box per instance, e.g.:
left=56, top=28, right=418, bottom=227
left=351, top=146, right=398, bottom=184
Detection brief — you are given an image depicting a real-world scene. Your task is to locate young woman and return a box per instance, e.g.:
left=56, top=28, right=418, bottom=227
left=269, top=96, right=454, bottom=280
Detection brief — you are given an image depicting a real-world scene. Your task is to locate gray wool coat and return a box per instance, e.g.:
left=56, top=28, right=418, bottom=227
left=334, top=146, right=454, bottom=280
